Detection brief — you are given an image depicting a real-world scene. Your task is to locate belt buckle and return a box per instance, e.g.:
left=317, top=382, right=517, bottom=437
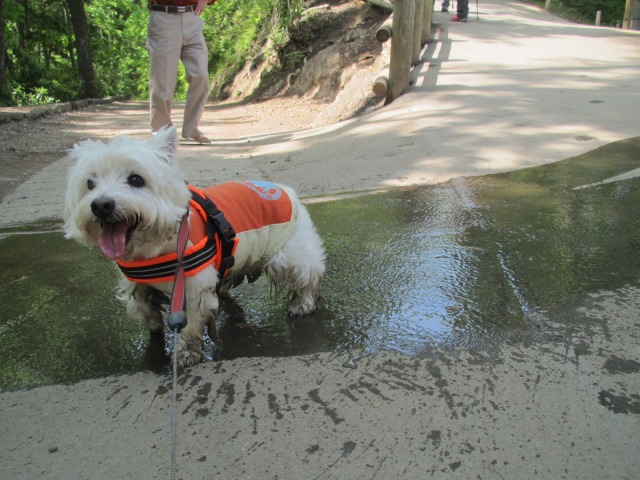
left=176, top=5, right=187, bottom=12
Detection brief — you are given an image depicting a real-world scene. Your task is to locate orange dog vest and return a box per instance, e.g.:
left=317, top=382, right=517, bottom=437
left=116, top=181, right=295, bottom=284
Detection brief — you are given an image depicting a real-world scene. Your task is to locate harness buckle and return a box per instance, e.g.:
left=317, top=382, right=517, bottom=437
left=209, top=211, right=236, bottom=242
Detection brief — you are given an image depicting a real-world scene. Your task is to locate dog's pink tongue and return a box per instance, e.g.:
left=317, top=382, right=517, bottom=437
left=99, top=221, right=129, bottom=259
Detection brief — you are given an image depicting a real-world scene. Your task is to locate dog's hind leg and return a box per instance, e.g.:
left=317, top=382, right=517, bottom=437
left=265, top=204, right=326, bottom=316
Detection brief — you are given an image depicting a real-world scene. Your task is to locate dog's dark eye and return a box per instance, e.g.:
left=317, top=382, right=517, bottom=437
left=128, top=174, right=145, bottom=188
left=87, top=179, right=96, bottom=190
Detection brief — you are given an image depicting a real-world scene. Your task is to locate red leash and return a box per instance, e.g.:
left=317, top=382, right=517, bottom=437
left=168, top=210, right=190, bottom=480
left=167, top=211, right=190, bottom=332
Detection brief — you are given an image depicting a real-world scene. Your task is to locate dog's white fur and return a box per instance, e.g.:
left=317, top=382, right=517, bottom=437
left=64, top=126, right=325, bottom=367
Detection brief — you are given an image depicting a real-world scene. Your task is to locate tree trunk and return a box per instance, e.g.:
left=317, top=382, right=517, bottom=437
left=0, top=0, right=8, bottom=104
left=62, top=3, right=77, bottom=72
left=66, top=0, right=99, bottom=98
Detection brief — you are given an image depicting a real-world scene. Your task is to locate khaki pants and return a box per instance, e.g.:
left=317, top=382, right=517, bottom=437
left=146, top=11, right=209, bottom=138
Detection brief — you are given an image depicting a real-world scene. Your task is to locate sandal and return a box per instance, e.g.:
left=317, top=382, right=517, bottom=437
left=183, top=130, right=211, bottom=144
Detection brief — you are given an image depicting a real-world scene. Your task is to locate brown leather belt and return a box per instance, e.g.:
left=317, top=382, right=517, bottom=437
left=151, top=4, right=195, bottom=13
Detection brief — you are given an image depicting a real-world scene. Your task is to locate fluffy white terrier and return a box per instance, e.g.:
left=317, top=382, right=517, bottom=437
left=64, top=126, right=325, bottom=367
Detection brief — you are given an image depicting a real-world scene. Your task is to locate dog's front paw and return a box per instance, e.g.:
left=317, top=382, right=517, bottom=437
left=175, top=336, right=203, bottom=368
left=176, top=348, right=203, bottom=368
left=288, top=297, right=317, bottom=317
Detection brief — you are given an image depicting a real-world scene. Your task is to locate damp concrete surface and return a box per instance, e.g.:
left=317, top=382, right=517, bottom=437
left=4, top=139, right=640, bottom=390
left=2, top=1, right=640, bottom=478
left=2, top=139, right=640, bottom=479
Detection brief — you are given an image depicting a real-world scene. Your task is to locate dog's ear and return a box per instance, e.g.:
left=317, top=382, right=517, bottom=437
left=151, top=125, right=178, bottom=160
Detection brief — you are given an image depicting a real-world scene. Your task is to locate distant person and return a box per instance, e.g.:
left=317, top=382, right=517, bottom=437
left=441, top=0, right=450, bottom=12
left=146, top=0, right=216, bottom=143
left=451, top=0, right=468, bottom=22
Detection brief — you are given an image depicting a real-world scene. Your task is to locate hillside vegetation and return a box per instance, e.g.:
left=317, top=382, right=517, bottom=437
left=0, top=0, right=389, bottom=109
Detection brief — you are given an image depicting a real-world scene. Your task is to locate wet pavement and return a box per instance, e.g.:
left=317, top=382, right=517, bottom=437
left=1, top=1, right=640, bottom=478
left=3, top=137, right=640, bottom=391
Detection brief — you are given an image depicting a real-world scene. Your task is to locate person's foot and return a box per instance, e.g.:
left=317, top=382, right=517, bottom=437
left=184, top=130, right=210, bottom=144
left=451, top=14, right=467, bottom=22
left=152, top=123, right=173, bottom=136
left=441, top=7, right=449, bottom=12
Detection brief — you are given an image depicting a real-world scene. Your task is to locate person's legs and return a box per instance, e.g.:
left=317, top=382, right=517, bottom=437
left=454, top=0, right=469, bottom=19
left=147, top=12, right=182, bottom=133
left=180, top=13, right=209, bottom=139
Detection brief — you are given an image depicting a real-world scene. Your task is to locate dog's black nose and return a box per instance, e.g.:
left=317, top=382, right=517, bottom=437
left=91, top=197, right=116, bottom=219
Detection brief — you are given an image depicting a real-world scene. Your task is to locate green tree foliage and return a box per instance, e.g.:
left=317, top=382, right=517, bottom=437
left=3, top=0, right=149, bottom=105
left=85, top=0, right=149, bottom=99
left=204, top=0, right=302, bottom=76
left=565, top=0, right=625, bottom=25
left=1, top=0, right=302, bottom=106
left=529, top=0, right=626, bottom=26
left=203, top=0, right=304, bottom=99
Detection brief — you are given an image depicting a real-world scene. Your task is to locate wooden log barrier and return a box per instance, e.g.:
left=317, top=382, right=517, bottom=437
left=412, top=0, right=425, bottom=65
left=422, top=0, right=434, bottom=45
left=371, top=0, right=435, bottom=101
left=372, top=68, right=391, bottom=96
left=387, top=0, right=415, bottom=104
left=367, top=0, right=394, bottom=11
left=376, top=17, right=394, bottom=42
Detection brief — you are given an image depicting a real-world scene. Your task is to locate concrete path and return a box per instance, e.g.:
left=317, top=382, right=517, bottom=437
left=1, top=1, right=639, bottom=479
left=2, top=0, right=639, bottom=227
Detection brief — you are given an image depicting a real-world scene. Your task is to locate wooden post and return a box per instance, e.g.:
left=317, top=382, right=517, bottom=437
left=622, top=0, right=633, bottom=29
left=387, top=0, right=415, bottom=104
left=412, top=0, right=425, bottom=65
left=422, top=0, right=433, bottom=46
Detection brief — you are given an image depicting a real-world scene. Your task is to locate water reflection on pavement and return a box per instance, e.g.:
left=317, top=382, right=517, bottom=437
left=1, top=137, right=639, bottom=390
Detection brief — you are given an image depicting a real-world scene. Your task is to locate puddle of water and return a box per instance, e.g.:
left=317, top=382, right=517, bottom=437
left=0, top=231, right=161, bottom=391
left=2, top=137, right=640, bottom=391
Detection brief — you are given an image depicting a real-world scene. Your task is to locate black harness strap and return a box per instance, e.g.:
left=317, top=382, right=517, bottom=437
left=189, top=188, right=237, bottom=284
left=117, top=239, right=217, bottom=281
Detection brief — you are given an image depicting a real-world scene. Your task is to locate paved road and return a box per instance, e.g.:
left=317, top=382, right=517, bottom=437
left=1, top=1, right=639, bottom=479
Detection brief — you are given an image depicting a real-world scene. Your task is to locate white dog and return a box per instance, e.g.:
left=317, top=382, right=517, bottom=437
left=64, top=126, right=325, bottom=367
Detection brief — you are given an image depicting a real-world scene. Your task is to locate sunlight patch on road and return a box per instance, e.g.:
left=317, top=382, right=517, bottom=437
left=574, top=167, right=640, bottom=190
